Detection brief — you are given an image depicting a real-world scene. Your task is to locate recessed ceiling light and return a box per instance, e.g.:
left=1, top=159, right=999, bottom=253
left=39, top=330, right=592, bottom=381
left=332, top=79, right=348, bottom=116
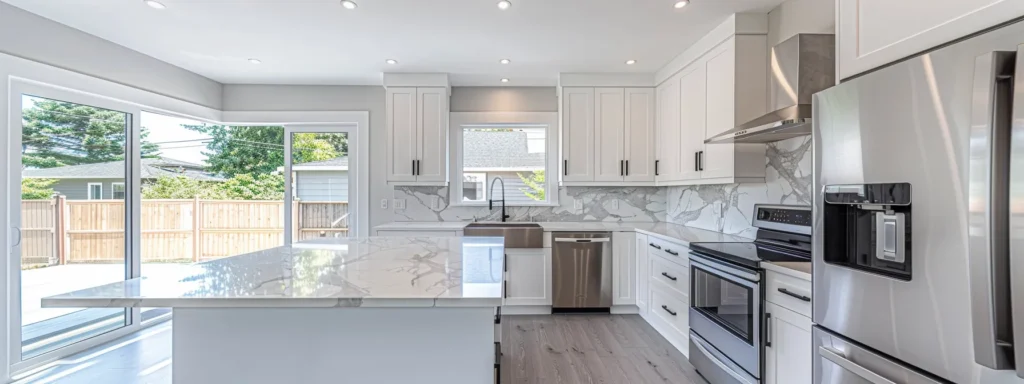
left=248, top=58, right=262, bottom=65
left=497, top=1, right=511, bottom=10
left=625, top=60, right=637, bottom=65
left=500, top=59, right=511, bottom=64
left=341, top=0, right=358, bottom=9
left=386, top=59, right=398, bottom=65
left=673, top=0, right=689, bottom=9
left=501, top=78, right=510, bottom=83
left=144, top=0, right=166, bottom=10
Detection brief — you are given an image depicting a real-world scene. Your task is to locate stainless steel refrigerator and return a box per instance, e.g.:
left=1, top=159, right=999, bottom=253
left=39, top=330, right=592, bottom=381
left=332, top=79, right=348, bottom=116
left=813, top=18, right=1024, bottom=384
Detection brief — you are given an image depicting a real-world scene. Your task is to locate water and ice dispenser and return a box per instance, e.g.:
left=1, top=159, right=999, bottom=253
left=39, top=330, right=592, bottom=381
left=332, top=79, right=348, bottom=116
left=822, top=183, right=913, bottom=280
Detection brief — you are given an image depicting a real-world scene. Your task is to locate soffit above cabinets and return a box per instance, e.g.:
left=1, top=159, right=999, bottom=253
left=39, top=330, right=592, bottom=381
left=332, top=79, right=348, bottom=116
left=1, top=0, right=786, bottom=86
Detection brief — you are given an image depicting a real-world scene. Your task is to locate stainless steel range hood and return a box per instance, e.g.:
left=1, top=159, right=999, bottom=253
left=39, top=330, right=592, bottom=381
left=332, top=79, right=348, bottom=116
left=706, top=34, right=835, bottom=144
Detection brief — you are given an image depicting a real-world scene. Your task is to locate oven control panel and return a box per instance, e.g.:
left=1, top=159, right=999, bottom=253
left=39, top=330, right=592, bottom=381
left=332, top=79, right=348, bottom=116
left=755, top=205, right=811, bottom=227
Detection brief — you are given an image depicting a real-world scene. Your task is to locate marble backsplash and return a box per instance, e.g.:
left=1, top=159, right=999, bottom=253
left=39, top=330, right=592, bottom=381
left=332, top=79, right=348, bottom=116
left=393, top=186, right=666, bottom=222
left=665, top=136, right=813, bottom=238
left=391, top=136, right=812, bottom=237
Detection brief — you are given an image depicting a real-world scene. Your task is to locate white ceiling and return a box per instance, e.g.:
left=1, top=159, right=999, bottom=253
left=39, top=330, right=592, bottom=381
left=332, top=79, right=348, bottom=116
left=3, top=0, right=786, bottom=86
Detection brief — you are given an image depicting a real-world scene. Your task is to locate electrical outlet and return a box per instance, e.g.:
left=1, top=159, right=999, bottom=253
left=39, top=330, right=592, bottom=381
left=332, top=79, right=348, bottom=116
left=573, top=198, right=583, bottom=211
left=611, top=199, right=619, bottom=210
left=432, top=196, right=440, bottom=210
left=394, top=199, right=406, bottom=210
left=380, top=199, right=388, bottom=209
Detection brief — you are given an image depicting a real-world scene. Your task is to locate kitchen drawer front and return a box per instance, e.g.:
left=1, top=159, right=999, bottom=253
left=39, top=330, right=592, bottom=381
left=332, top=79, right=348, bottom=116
left=646, top=237, right=688, bottom=266
left=650, top=285, right=689, bottom=336
left=766, top=270, right=812, bottom=317
left=650, top=256, right=688, bottom=297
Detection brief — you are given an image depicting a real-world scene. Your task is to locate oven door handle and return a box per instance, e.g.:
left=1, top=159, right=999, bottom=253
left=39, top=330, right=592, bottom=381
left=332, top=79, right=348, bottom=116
left=691, top=333, right=757, bottom=384
left=689, top=254, right=760, bottom=284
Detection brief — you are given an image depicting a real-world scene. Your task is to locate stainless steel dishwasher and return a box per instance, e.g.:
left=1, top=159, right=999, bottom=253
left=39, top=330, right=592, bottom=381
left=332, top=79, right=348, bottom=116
left=552, top=232, right=612, bottom=311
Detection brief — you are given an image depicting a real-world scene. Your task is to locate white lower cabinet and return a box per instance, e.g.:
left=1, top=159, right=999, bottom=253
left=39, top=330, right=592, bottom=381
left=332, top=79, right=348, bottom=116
left=764, top=302, right=813, bottom=384
left=638, top=237, right=691, bottom=356
left=612, top=232, right=636, bottom=305
left=634, top=233, right=649, bottom=315
left=504, top=248, right=552, bottom=306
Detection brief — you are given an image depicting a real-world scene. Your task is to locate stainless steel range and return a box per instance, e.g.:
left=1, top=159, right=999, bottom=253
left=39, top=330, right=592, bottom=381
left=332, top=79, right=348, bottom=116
left=688, top=204, right=812, bottom=384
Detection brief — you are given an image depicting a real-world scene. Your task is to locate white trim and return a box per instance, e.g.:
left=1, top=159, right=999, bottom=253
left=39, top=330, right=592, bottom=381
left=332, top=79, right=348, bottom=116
left=86, top=183, right=103, bottom=200
left=557, top=73, right=655, bottom=87
left=654, top=14, right=768, bottom=86
left=449, top=112, right=559, bottom=208
left=111, top=182, right=126, bottom=199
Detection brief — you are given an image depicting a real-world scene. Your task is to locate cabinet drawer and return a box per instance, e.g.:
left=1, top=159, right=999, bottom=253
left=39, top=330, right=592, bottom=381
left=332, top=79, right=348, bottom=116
left=765, top=270, right=812, bottom=317
left=646, top=237, right=687, bottom=265
left=650, top=256, right=688, bottom=298
left=650, top=287, right=689, bottom=336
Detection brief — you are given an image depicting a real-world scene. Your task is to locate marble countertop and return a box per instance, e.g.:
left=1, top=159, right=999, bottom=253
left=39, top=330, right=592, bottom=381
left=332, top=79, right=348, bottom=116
left=763, top=261, right=812, bottom=281
left=374, top=221, right=752, bottom=246
left=42, top=237, right=505, bottom=309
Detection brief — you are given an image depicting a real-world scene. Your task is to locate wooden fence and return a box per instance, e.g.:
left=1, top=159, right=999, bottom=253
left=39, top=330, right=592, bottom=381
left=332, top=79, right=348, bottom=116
left=20, top=198, right=349, bottom=267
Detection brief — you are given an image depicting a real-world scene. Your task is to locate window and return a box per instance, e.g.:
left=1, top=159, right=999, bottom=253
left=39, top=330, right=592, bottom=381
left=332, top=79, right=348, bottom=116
left=112, top=182, right=125, bottom=199
left=87, top=183, right=103, bottom=200
left=454, top=124, right=556, bottom=206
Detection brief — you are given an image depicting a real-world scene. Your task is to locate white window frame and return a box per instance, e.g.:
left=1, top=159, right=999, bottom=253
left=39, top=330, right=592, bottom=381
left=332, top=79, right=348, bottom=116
left=86, top=182, right=103, bottom=200
left=449, top=112, right=559, bottom=207
left=111, top=182, right=125, bottom=199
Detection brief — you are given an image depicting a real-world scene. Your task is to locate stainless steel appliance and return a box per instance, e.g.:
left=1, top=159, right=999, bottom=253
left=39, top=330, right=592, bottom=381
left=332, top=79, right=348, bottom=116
left=813, top=18, right=1024, bottom=384
left=706, top=34, right=835, bottom=144
left=688, top=204, right=812, bottom=384
left=552, top=232, right=612, bottom=311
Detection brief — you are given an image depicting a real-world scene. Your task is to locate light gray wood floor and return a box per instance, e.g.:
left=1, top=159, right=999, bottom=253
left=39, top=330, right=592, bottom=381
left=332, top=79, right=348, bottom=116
left=500, top=315, right=707, bottom=384
left=15, top=314, right=706, bottom=384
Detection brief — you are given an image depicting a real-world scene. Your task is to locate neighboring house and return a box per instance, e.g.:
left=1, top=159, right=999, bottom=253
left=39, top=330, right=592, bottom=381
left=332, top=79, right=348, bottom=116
left=22, top=157, right=221, bottom=200
left=462, top=131, right=546, bottom=204
left=291, top=157, right=349, bottom=202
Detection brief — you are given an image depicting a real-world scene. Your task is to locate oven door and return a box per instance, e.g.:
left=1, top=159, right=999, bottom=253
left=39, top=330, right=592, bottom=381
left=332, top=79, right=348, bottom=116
left=689, top=252, right=762, bottom=379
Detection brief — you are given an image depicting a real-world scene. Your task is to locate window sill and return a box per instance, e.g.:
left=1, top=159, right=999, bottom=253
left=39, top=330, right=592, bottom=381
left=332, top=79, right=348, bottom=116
left=450, top=202, right=560, bottom=208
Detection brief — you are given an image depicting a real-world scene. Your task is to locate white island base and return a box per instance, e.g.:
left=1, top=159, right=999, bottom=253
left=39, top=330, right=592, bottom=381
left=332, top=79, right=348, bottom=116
left=172, top=307, right=496, bottom=384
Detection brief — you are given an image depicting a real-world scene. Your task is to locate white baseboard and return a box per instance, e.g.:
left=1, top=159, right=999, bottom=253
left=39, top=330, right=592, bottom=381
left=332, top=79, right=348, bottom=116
left=610, top=305, right=639, bottom=314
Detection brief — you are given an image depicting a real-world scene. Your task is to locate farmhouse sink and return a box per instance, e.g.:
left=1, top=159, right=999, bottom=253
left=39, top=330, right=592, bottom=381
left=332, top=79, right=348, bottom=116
left=463, top=222, right=543, bottom=248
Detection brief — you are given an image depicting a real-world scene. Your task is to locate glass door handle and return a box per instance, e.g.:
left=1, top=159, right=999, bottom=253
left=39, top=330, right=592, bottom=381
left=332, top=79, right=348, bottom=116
left=11, top=227, right=20, bottom=247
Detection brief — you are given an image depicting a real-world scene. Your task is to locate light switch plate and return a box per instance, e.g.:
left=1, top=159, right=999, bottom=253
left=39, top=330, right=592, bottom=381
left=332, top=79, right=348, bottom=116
left=611, top=199, right=619, bottom=210
left=573, top=198, right=583, bottom=211
left=394, top=199, right=406, bottom=210
left=431, top=196, right=440, bottom=210
left=380, top=199, right=388, bottom=209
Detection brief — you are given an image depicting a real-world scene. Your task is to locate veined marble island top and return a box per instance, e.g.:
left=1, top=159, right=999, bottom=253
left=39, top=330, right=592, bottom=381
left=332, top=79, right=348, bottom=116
left=42, top=237, right=505, bottom=309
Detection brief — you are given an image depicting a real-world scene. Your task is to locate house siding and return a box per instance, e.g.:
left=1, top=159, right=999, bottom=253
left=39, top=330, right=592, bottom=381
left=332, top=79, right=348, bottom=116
left=296, top=171, right=349, bottom=202
left=46, top=178, right=125, bottom=200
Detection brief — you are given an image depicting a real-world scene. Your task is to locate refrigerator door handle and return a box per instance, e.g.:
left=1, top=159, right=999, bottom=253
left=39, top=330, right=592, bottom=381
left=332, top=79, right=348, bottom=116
left=1010, top=45, right=1024, bottom=378
left=968, top=50, right=1016, bottom=371
left=818, top=347, right=896, bottom=384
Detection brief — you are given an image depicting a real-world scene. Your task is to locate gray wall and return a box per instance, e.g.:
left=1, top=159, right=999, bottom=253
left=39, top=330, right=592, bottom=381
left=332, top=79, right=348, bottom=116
left=221, top=85, right=388, bottom=229
left=296, top=171, right=349, bottom=202
left=0, top=2, right=223, bottom=109
left=450, top=87, right=557, bottom=112
left=46, top=178, right=124, bottom=200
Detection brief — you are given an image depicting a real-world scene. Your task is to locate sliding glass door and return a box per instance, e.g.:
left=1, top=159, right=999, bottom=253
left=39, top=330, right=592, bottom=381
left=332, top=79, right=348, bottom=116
left=9, top=82, right=141, bottom=372
left=284, top=126, right=358, bottom=243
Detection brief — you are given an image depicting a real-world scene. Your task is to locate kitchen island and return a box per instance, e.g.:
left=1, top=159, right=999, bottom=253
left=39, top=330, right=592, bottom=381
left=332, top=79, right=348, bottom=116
left=42, top=237, right=505, bottom=384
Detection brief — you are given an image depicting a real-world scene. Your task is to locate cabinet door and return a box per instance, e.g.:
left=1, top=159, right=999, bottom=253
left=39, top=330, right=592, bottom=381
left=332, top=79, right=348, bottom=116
left=838, top=0, right=1024, bottom=80
left=505, top=249, right=552, bottom=306
left=764, top=302, right=813, bottom=384
left=701, top=47, right=736, bottom=180
left=624, top=88, right=655, bottom=182
left=415, top=87, right=448, bottom=182
left=561, top=88, right=595, bottom=182
left=386, top=87, right=418, bottom=182
left=635, top=233, right=649, bottom=315
left=594, top=88, right=626, bottom=182
left=612, top=232, right=636, bottom=305
left=656, top=80, right=682, bottom=181
left=678, top=65, right=705, bottom=181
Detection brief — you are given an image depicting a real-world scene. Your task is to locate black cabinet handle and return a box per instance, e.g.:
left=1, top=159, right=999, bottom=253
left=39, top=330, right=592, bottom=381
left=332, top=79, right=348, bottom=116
left=625, top=160, right=629, bottom=176
left=655, top=160, right=659, bottom=176
left=504, top=254, right=507, bottom=272
left=665, top=249, right=679, bottom=256
left=778, top=288, right=811, bottom=302
left=649, top=243, right=661, bottom=250
left=564, top=159, right=568, bottom=176
left=412, top=160, right=416, bottom=175
left=661, top=272, right=678, bottom=281
left=620, top=160, right=624, bottom=176
left=661, top=305, right=677, bottom=316
left=765, top=312, right=772, bottom=347
left=694, top=152, right=699, bottom=172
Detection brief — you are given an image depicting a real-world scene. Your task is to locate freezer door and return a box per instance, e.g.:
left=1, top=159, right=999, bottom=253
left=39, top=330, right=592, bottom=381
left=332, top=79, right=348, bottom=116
left=1010, top=43, right=1024, bottom=379
left=813, top=326, right=942, bottom=384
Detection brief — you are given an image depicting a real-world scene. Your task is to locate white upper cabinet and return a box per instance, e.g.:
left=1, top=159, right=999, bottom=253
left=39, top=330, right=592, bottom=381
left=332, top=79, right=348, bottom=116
left=561, top=86, right=655, bottom=185
left=676, top=65, right=705, bottom=182
left=838, top=0, right=1024, bottom=80
left=386, top=86, right=449, bottom=184
left=656, top=81, right=682, bottom=181
left=561, top=87, right=595, bottom=182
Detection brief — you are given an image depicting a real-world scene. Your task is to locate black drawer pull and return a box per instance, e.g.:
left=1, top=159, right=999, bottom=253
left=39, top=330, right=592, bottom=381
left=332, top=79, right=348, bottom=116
left=665, top=249, right=679, bottom=256
left=649, top=243, right=661, bottom=250
left=661, top=272, right=678, bottom=281
left=778, top=288, right=811, bottom=302
left=661, top=305, right=677, bottom=316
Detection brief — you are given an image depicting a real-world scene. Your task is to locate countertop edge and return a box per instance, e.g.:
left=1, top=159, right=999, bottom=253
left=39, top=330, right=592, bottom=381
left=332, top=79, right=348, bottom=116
left=41, top=297, right=503, bottom=309
left=373, top=222, right=752, bottom=247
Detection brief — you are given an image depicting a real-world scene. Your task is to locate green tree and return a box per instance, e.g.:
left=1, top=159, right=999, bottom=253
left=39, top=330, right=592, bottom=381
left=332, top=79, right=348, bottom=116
left=141, top=176, right=225, bottom=199
left=21, top=98, right=159, bottom=168
left=517, top=170, right=545, bottom=201
left=142, top=174, right=285, bottom=200
left=183, top=125, right=342, bottom=177
left=21, top=179, right=57, bottom=200
left=217, top=174, right=285, bottom=200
